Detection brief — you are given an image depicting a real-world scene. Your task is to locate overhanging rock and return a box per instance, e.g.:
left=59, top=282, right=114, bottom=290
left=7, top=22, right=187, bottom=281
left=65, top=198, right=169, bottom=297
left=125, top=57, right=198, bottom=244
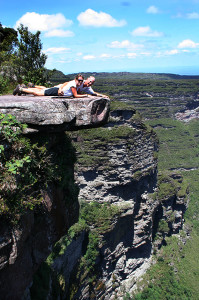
left=0, top=95, right=110, bottom=132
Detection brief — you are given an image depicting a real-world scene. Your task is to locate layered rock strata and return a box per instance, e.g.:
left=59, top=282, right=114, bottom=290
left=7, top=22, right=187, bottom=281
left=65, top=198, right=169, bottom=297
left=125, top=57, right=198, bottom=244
left=69, top=110, right=158, bottom=298
left=60, top=108, right=187, bottom=299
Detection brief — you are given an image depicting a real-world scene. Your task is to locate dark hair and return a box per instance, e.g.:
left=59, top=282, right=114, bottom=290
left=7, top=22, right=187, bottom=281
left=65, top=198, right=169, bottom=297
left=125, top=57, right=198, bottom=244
left=75, top=74, right=84, bottom=80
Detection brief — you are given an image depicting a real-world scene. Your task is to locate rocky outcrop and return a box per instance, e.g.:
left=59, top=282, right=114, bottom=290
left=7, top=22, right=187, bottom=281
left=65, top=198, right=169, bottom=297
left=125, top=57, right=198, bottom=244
left=41, top=108, right=188, bottom=299
left=75, top=110, right=158, bottom=204
left=0, top=95, right=188, bottom=299
left=0, top=95, right=110, bottom=132
left=175, top=106, right=199, bottom=122
left=0, top=94, right=110, bottom=300
left=68, top=110, right=158, bottom=298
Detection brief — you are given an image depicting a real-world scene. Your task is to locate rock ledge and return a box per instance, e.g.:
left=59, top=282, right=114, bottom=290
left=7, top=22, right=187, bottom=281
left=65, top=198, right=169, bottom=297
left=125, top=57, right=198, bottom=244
left=0, top=95, right=110, bottom=132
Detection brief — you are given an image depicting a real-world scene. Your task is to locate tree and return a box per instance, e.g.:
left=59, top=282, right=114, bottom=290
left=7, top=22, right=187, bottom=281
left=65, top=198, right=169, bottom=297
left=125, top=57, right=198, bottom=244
left=0, top=23, right=18, bottom=59
left=0, top=23, right=18, bottom=92
left=16, top=24, right=47, bottom=84
left=0, top=23, right=50, bottom=92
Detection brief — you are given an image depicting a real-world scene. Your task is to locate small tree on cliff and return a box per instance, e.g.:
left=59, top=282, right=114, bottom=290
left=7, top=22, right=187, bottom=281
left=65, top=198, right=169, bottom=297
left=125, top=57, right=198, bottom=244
left=16, top=24, right=47, bottom=84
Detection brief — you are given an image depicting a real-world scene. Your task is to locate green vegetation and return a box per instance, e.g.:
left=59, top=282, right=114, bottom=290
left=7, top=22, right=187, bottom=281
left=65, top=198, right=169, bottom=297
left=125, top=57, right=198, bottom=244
left=68, top=201, right=121, bottom=298
left=69, top=125, right=137, bottom=168
left=0, top=113, right=50, bottom=221
left=31, top=201, right=121, bottom=299
left=157, top=173, right=179, bottom=201
left=79, top=201, right=120, bottom=234
left=0, top=23, right=51, bottom=94
left=148, top=118, right=199, bottom=170
left=15, top=24, right=48, bottom=84
left=0, top=113, right=78, bottom=223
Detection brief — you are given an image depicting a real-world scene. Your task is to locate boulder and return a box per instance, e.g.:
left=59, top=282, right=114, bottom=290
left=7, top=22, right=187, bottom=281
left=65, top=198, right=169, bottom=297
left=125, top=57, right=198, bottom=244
left=0, top=95, right=110, bottom=132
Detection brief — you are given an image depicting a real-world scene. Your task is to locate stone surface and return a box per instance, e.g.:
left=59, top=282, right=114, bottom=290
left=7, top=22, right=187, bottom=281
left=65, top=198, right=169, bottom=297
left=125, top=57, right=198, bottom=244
left=61, top=109, right=188, bottom=299
left=175, top=107, right=199, bottom=122
left=0, top=95, right=110, bottom=132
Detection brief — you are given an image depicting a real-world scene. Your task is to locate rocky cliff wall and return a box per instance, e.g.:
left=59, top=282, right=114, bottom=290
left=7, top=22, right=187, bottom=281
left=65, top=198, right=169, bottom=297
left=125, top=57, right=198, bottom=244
left=0, top=95, right=110, bottom=300
left=69, top=109, right=187, bottom=299
left=0, top=96, right=188, bottom=300
left=0, top=132, right=79, bottom=300
left=39, top=105, right=188, bottom=300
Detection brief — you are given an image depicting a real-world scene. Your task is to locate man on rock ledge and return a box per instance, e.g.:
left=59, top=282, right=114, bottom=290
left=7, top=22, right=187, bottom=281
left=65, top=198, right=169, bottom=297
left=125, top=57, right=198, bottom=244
left=13, top=74, right=108, bottom=98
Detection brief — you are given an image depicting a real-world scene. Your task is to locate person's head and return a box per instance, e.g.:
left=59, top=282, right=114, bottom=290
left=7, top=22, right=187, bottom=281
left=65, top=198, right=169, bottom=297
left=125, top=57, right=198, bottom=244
left=75, top=74, right=84, bottom=86
left=83, top=76, right=95, bottom=87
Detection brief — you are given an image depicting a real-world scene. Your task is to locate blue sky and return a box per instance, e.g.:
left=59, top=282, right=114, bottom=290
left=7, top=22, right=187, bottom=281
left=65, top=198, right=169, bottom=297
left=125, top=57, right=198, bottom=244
left=1, top=0, right=199, bottom=75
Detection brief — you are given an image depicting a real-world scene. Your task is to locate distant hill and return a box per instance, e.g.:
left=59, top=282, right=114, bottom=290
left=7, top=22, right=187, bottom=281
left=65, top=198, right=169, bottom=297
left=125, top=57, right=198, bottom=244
left=64, top=72, right=199, bottom=80
left=47, top=69, right=71, bottom=85
left=48, top=70, right=199, bottom=86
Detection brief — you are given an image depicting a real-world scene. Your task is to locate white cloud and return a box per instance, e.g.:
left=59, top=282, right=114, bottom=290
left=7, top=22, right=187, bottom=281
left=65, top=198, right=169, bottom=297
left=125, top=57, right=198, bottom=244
left=100, top=53, right=111, bottom=58
left=173, top=11, right=199, bottom=19
left=140, top=52, right=151, bottom=56
left=127, top=53, right=137, bottom=58
left=107, top=40, right=144, bottom=50
left=83, top=55, right=96, bottom=60
left=187, top=12, right=199, bottom=19
left=15, top=12, right=73, bottom=32
left=178, top=39, right=199, bottom=48
left=131, top=26, right=163, bottom=37
left=147, top=6, right=160, bottom=14
left=77, top=9, right=126, bottom=27
left=44, top=47, right=70, bottom=54
left=45, top=29, right=74, bottom=37
left=76, top=52, right=83, bottom=56
left=165, top=49, right=179, bottom=55
left=112, top=54, right=125, bottom=58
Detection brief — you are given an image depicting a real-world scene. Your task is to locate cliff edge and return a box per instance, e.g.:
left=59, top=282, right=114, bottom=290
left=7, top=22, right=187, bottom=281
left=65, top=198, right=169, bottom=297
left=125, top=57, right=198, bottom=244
left=0, top=95, right=110, bottom=132
left=0, top=95, right=110, bottom=300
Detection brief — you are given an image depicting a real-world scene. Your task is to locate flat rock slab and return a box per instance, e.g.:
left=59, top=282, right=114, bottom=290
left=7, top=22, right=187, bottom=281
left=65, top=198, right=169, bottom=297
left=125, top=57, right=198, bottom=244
left=0, top=95, right=110, bottom=132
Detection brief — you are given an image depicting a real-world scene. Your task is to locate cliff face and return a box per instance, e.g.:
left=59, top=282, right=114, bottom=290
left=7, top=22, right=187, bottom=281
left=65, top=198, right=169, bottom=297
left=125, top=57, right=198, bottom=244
left=75, top=109, right=158, bottom=205
left=0, top=132, right=79, bottom=300
left=0, top=184, right=78, bottom=300
left=0, top=96, right=188, bottom=299
left=39, top=106, right=188, bottom=300
left=0, top=95, right=110, bottom=300
left=64, top=108, right=187, bottom=299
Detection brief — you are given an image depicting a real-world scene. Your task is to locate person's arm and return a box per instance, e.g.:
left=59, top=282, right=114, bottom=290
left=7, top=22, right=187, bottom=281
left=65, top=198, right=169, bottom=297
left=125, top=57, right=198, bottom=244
left=83, top=86, right=108, bottom=98
left=89, top=91, right=109, bottom=98
left=71, top=87, right=88, bottom=98
left=58, top=81, right=69, bottom=95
